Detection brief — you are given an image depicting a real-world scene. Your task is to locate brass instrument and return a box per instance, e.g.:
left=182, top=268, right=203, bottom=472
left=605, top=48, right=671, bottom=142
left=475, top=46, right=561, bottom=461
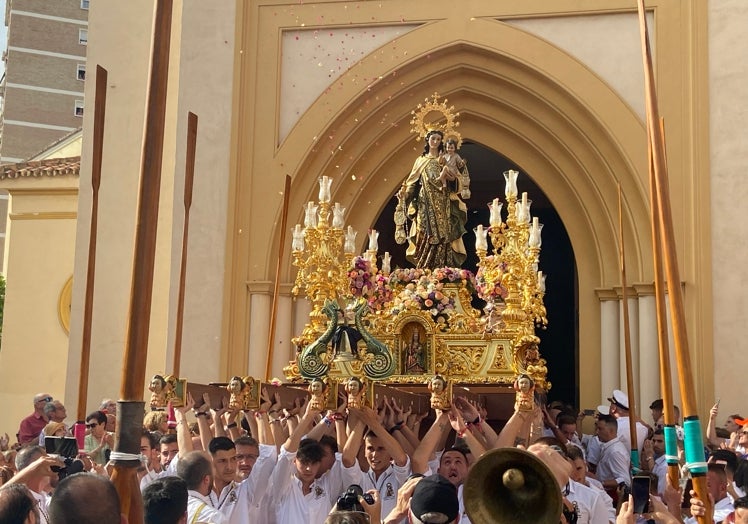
left=464, top=448, right=561, bottom=524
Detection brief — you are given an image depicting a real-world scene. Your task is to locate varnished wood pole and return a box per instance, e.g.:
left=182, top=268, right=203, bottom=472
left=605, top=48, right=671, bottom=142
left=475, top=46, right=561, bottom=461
left=110, top=2, right=173, bottom=523
left=636, top=1, right=711, bottom=520
left=617, top=183, right=639, bottom=466
left=77, top=65, right=107, bottom=422
left=265, top=175, right=292, bottom=380
left=649, top=120, right=679, bottom=490
left=173, top=112, right=198, bottom=377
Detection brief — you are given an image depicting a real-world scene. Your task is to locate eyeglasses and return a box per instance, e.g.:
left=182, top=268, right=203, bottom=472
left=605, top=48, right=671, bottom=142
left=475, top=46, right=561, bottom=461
left=36, top=397, right=53, bottom=403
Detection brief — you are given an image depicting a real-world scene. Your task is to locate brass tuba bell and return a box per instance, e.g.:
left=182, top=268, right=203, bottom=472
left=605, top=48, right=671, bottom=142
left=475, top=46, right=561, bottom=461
left=463, top=447, right=562, bottom=524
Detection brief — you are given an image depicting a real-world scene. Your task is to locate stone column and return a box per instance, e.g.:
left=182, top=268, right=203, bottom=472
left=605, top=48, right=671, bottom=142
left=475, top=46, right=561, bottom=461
left=636, top=285, right=659, bottom=418
left=597, top=289, right=620, bottom=404
left=247, top=282, right=271, bottom=377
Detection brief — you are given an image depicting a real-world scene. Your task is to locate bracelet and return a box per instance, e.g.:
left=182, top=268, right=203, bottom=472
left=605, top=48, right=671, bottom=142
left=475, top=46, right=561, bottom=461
left=323, top=417, right=333, bottom=427
left=388, top=422, right=404, bottom=434
left=269, top=418, right=281, bottom=424
left=330, top=413, right=346, bottom=421
left=469, top=416, right=481, bottom=426
left=457, top=428, right=467, bottom=439
left=194, top=411, right=208, bottom=418
left=226, top=422, right=238, bottom=429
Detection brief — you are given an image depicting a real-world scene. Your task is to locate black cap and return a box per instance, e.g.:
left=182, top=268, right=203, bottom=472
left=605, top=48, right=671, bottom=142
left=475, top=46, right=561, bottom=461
left=410, top=474, right=459, bottom=523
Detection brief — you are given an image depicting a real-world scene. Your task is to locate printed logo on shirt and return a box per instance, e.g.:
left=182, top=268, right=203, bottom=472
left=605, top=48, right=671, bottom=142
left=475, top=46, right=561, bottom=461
left=385, top=483, right=395, bottom=499
left=314, top=485, right=326, bottom=499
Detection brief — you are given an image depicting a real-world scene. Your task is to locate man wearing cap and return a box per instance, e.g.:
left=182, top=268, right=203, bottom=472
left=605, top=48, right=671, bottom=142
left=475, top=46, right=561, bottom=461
left=383, top=474, right=460, bottom=524
left=17, top=393, right=53, bottom=445
left=604, top=389, right=650, bottom=455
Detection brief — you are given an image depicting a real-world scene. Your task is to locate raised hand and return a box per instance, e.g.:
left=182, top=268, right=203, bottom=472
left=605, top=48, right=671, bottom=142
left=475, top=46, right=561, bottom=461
left=260, top=387, right=272, bottom=412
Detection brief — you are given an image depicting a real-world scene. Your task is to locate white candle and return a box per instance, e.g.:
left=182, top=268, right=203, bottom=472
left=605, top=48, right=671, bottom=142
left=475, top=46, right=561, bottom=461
left=332, top=202, right=345, bottom=228
left=382, top=252, right=391, bottom=274
left=529, top=217, right=540, bottom=247
left=304, top=201, right=318, bottom=227
left=344, top=226, right=357, bottom=254
left=368, top=229, right=379, bottom=252
left=538, top=271, right=546, bottom=293
left=474, top=224, right=488, bottom=251
left=504, top=170, right=519, bottom=198
left=318, top=176, right=332, bottom=203
left=489, top=198, right=503, bottom=228
left=292, top=224, right=305, bottom=252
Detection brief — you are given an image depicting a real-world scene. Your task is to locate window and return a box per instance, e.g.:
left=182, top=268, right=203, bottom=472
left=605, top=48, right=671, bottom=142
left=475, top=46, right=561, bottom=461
left=81, top=0, right=89, bottom=9
left=79, top=29, right=88, bottom=45
left=74, top=100, right=84, bottom=117
left=76, top=64, right=86, bottom=81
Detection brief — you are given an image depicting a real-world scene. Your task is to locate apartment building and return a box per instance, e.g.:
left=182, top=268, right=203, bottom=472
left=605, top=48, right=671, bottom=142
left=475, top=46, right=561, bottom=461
left=0, top=0, right=88, bottom=164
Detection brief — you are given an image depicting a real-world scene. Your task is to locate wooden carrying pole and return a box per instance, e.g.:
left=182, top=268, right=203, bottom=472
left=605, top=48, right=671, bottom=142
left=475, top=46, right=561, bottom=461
left=172, top=112, right=198, bottom=377
left=636, top=1, right=711, bottom=520
left=649, top=121, right=680, bottom=490
left=265, top=175, right=292, bottom=380
left=617, top=184, right=639, bottom=467
left=77, top=65, right=107, bottom=422
left=110, top=1, right=174, bottom=523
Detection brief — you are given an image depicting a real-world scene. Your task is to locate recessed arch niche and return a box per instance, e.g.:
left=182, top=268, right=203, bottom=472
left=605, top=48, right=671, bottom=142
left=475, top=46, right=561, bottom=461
left=230, top=18, right=651, bottom=409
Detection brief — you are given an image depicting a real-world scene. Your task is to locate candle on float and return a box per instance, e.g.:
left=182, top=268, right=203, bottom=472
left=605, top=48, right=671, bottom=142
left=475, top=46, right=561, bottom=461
left=489, top=198, right=503, bottom=228
left=368, top=229, right=379, bottom=252
left=504, top=170, right=519, bottom=198
left=344, top=226, right=357, bottom=254
left=475, top=224, right=488, bottom=251
left=382, top=252, right=391, bottom=274
left=318, top=176, right=332, bottom=203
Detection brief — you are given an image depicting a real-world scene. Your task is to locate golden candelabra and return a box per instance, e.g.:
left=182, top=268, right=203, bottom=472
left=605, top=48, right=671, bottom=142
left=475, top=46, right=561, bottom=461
left=475, top=170, right=547, bottom=339
left=291, top=176, right=356, bottom=335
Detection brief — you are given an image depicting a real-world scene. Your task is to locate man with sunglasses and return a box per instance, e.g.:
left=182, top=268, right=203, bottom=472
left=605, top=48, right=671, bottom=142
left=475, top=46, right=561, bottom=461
left=17, top=393, right=53, bottom=445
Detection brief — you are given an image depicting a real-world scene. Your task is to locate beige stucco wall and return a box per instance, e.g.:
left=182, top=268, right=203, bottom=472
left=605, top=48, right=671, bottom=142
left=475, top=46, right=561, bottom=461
left=709, top=1, right=748, bottom=420
left=0, top=178, right=78, bottom=437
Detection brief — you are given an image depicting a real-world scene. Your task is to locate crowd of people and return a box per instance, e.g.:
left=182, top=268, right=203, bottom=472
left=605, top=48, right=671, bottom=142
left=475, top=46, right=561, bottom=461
left=0, top=386, right=746, bottom=524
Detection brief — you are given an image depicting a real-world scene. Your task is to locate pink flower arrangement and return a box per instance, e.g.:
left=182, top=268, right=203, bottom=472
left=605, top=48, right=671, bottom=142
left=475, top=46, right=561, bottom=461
left=367, top=273, right=393, bottom=312
left=391, top=274, right=455, bottom=318
left=348, top=256, right=374, bottom=298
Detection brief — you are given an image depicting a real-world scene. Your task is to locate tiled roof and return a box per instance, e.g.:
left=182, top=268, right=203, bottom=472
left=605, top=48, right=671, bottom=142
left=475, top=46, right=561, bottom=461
left=0, top=156, right=81, bottom=180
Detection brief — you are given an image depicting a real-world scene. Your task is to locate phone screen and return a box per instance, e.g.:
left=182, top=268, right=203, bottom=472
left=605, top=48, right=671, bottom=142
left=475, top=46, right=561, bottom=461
left=632, top=475, right=651, bottom=514
left=45, top=436, right=78, bottom=458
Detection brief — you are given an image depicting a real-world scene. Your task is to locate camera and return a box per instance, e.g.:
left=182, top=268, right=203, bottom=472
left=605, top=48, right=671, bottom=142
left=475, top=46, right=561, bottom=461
left=336, top=484, right=374, bottom=512
left=51, top=456, right=85, bottom=480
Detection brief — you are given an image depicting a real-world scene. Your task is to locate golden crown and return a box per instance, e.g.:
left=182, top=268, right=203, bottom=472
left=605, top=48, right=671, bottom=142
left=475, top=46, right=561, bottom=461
left=409, top=92, right=462, bottom=148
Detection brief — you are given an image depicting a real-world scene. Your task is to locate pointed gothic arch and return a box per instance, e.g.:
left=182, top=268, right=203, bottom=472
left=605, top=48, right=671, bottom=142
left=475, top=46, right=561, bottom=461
left=228, top=16, right=652, bottom=406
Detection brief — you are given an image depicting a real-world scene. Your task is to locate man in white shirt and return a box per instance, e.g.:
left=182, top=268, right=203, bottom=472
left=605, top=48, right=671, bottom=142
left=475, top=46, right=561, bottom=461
left=343, top=406, right=411, bottom=518
left=686, top=463, right=734, bottom=524
left=271, top=404, right=333, bottom=524
left=594, top=415, right=631, bottom=493
left=604, top=390, right=650, bottom=455
left=177, top=450, right=227, bottom=524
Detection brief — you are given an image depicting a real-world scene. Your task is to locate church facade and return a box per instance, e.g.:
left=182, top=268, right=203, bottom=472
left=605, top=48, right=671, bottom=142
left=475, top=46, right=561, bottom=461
left=0, top=0, right=743, bottom=434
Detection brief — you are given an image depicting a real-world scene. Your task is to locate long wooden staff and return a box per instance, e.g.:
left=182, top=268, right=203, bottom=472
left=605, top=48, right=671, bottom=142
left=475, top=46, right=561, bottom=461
left=617, top=184, right=639, bottom=468
left=172, top=112, right=198, bottom=377
left=649, top=120, right=679, bottom=490
left=636, top=1, right=711, bottom=520
left=110, top=1, right=173, bottom=523
left=265, top=174, right=292, bottom=380
left=77, top=65, right=107, bottom=423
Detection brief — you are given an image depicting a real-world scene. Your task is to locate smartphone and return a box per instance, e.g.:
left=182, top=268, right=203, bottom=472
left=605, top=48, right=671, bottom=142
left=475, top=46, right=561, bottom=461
left=45, top=436, right=78, bottom=458
left=583, top=409, right=596, bottom=416
left=631, top=475, right=651, bottom=514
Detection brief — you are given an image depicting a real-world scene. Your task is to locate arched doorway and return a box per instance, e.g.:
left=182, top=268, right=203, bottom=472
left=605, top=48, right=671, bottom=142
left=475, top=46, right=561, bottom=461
left=372, top=141, right=578, bottom=404
left=229, top=17, right=654, bottom=410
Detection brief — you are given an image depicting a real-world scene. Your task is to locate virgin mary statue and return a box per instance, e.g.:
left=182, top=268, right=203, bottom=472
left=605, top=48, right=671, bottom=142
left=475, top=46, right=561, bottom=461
left=395, top=129, right=469, bottom=269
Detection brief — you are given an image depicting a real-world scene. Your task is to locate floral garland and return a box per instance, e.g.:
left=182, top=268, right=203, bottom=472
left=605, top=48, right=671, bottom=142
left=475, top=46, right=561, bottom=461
left=391, top=274, right=455, bottom=319
left=475, top=256, right=508, bottom=302
left=348, top=256, right=375, bottom=298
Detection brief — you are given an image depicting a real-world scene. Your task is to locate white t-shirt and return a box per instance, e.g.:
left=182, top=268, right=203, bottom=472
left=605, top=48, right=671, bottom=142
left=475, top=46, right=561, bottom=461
left=270, top=446, right=332, bottom=524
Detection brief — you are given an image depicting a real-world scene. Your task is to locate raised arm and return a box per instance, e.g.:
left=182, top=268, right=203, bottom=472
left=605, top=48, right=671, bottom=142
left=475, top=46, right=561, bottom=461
left=411, top=410, right=450, bottom=474
left=195, top=393, right=213, bottom=452
left=493, top=408, right=534, bottom=449
left=449, top=406, right=485, bottom=459
left=357, top=406, right=408, bottom=467
left=175, top=393, right=196, bottom=457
